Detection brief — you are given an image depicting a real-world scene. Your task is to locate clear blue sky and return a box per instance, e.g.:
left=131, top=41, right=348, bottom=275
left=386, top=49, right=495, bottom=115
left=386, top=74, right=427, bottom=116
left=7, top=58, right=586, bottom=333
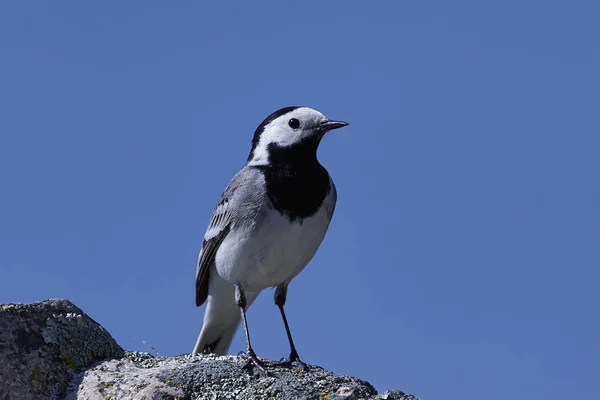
left=1, top=2, right=598, bottom=399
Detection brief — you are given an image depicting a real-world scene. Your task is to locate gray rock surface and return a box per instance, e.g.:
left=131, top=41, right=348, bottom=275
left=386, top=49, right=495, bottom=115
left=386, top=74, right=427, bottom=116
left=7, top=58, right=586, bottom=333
left=0, top=299, right=124, bottom=400
left=0, top=299, right=418, bottom=400
left=66, top=352, right=417, bottom=400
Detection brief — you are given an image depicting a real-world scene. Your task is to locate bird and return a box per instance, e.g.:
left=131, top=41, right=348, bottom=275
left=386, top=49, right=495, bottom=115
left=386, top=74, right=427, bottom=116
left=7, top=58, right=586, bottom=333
left=192, top=106, right=348, bottom=370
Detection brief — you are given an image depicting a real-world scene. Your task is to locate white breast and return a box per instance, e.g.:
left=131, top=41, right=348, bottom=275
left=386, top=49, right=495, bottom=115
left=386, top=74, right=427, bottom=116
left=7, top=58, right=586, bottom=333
left=214, top=185, right=336, bottom=291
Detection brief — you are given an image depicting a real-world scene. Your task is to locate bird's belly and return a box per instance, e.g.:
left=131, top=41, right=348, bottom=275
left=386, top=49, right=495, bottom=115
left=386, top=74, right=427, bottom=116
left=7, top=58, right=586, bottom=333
left=215, top=207, right=331, bottom=291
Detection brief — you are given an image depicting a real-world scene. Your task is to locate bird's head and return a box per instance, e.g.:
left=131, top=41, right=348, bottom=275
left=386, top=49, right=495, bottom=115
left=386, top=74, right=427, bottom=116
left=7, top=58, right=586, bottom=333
left=247, top=106, right=348, bottom=165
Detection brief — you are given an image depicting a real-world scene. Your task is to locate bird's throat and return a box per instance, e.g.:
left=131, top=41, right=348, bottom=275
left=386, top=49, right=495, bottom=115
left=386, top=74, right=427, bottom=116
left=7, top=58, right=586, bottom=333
left=253, top=136, right=330, bottom=221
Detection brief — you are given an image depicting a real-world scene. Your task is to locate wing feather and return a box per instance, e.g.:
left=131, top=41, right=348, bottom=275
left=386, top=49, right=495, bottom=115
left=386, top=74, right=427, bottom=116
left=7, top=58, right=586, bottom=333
left=195, top=199, right=233, bottom=306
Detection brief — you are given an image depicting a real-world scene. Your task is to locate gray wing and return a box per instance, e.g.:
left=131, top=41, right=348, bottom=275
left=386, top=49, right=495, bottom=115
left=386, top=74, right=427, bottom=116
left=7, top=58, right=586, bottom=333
left=195, top=196, right=234, bottom=306
left=195, top=167, right=264, bottom=306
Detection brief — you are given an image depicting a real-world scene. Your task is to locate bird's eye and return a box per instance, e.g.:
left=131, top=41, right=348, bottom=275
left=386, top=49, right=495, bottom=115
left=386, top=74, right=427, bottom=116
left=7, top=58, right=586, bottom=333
left=288, top=118, right=300, bottom=129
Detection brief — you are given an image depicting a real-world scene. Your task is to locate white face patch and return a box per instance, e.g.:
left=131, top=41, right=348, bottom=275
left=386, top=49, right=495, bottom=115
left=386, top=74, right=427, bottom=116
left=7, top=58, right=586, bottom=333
left=249, top=107, right=328, bottom=165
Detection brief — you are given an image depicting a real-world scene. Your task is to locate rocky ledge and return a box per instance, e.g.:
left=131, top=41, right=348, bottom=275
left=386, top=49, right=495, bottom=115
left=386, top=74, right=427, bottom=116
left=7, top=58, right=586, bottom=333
left=0, top=299, right=417, bottom=400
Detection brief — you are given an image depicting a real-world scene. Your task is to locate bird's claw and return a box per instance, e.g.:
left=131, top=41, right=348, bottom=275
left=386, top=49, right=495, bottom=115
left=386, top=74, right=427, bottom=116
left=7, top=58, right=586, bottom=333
left=240, top=351, right=274, bottom=376
left=268, top=356, right=309, bottom=371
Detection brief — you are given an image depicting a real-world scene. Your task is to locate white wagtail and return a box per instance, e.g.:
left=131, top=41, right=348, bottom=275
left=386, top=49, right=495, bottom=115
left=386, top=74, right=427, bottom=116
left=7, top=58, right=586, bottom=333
left=192, top=106, right=348, bottom=370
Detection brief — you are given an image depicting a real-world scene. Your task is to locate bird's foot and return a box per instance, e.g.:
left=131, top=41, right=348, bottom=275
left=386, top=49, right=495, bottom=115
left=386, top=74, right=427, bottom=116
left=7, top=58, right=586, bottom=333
left=268, top=352, right=309, bottom=371
left=239, top=350, right=273, bottom=376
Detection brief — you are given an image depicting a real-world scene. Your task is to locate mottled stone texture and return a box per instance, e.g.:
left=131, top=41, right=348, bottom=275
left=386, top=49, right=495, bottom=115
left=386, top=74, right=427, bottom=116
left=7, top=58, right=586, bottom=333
left=65, top=352, right=417, bottom=400
left=0, top=299, right=124, bottom=400
left=0, top=299, right=418, bottom=400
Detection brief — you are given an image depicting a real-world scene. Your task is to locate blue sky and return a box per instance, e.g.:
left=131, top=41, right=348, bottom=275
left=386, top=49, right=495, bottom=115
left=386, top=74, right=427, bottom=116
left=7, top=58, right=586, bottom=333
left=1, top=1, right=599, bottom=399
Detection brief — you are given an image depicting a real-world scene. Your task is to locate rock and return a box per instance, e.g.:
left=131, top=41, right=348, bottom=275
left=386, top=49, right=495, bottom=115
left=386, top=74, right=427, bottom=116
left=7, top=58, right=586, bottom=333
left=0, top=299, right=418, bottom=400
left=66, top=352, right=417, bottom=400
left=0, top=299, right=124, bottom=400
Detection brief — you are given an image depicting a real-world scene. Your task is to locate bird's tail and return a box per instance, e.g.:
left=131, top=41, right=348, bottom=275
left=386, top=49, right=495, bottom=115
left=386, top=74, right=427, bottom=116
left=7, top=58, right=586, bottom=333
left=193, top=314, right=239, bottom=355
left=192, top=279, right=258, bottom=355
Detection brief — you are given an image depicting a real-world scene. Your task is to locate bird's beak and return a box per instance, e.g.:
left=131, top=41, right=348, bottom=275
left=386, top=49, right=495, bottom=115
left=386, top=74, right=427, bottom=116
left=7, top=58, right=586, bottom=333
left=318, top=120, right=349, bottom=132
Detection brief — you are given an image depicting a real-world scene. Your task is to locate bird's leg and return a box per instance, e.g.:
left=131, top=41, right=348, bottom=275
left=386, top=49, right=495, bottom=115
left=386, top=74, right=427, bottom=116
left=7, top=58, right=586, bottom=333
left=270, top=285, right=308, bottom=370
left=235, top=283, right=268, bottom=374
